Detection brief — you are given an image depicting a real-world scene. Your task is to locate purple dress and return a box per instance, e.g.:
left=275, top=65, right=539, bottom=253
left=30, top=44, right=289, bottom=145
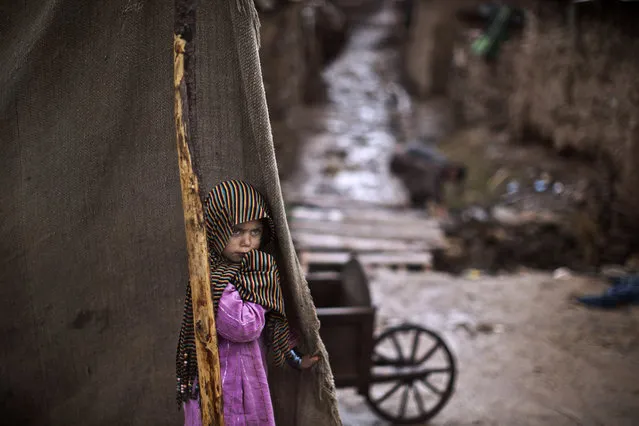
left=184, top=284, right=276, bottom=426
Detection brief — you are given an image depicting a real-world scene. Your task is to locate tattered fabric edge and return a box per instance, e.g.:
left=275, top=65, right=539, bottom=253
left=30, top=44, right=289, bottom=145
left=228, top=1, right=342, bottom=424
left=235, top=0, right=262, bottom=48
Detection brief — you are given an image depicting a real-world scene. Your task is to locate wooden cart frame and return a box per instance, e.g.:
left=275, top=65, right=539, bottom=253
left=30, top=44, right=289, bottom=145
left=306, top=256, right=457, bottom=424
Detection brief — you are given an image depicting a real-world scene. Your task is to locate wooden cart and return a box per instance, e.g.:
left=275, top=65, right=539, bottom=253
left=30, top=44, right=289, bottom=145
left=306, top=256, right=457, bottom=424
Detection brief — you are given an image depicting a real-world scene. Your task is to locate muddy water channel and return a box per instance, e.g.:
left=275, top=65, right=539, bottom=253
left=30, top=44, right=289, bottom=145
left=284, top=2, right=422, bottom=205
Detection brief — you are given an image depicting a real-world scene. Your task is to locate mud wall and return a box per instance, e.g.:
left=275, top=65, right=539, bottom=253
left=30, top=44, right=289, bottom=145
left=259, top=2, right=347, bottom=178
left=449, top=35, right=520, bottom=129
left=404, top=0, right=466, bottom=97
left=259, top=5, right=307, bottom=178
left=508, top=4, right=639, bottom=246
left=259, top=2, right=350, bottom=178
left=409, top=1, right=639, bottom=261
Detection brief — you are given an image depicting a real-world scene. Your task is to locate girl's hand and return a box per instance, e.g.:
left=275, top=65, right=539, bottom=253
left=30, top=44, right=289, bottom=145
left=300, top=354, right=320, bottom=369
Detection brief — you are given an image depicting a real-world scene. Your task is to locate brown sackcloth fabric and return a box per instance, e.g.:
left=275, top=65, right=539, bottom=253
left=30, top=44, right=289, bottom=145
left=0, top=2, right=182, bottom=426
left=191, top=1, right=341, bottom=425
left=0, top=0, right=340, bottom=425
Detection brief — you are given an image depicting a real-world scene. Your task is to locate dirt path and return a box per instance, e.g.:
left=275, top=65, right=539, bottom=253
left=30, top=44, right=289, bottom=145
left=282, top=1, right=639, bottom=425
left=341, top=270, right=639, bottom=425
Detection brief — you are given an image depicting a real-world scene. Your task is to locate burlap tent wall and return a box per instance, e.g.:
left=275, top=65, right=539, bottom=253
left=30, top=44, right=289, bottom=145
left=191, top=1, right=341, bottom=425
left=0, top=1, right=340, bottom=425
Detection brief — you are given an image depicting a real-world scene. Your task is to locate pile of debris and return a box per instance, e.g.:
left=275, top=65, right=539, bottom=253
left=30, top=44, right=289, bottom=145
left=433, top=204, right=590, bottom=274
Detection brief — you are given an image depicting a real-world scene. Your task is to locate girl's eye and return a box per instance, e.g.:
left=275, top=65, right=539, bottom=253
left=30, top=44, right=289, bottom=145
left=251, top=229, right=262, bottom=237
left=231, top=229, right=241, bottom=237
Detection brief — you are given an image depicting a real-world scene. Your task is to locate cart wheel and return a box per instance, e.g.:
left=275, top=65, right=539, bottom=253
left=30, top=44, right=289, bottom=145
left=365, top=324, right=456, bottom=424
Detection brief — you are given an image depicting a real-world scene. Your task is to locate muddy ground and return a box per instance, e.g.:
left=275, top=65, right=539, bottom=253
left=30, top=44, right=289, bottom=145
left=279, top=1, right=639, bottom=424
left=341, top=269, right=639, bottom=425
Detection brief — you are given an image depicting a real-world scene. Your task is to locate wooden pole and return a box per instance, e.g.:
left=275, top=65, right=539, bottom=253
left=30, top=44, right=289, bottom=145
left=173, top=34, right=225, bottom=426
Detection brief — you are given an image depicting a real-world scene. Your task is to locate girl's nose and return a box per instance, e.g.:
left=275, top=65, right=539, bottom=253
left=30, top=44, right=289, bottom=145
left=239, top=233, right=251, bottom=246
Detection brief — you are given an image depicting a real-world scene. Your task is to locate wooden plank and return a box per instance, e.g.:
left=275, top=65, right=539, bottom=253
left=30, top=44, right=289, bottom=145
left=361, top=252, right=432, bottom=266
left=300, top=251, right=433, bottom=267
left=284, top=191, right=403, bottom=209
left=292, top=232, right=435, bottom=252
left=315, top=306, right=377, bottom=317
left=290, top=219, right=444, bottom=242
left=289, top=206, right=433, bottom=225
left=173, top=36, right=224, bottom=426
left=305, top=271, right=342, bottom=281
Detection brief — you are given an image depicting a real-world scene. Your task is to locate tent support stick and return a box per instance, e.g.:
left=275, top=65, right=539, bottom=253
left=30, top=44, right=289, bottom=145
left=173, top=34, right=225, bottom=426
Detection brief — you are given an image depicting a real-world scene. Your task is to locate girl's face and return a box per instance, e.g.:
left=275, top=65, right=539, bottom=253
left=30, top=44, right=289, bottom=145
left=222, top=219, right=264, bottom=263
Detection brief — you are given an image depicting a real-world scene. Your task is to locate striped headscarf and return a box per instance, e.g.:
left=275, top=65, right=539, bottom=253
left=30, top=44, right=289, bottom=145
left=176, top=180, right=292, bottom=405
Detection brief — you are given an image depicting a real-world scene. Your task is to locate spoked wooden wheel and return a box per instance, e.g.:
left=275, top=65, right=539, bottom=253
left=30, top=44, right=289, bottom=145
left=365, top=324, right=456, bottom=424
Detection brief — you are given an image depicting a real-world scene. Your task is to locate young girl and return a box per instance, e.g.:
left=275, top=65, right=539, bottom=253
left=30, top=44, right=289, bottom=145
left=176, top=180, right=318, bottom=426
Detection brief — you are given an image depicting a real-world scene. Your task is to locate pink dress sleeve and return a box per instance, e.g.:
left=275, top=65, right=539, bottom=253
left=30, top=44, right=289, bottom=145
left=216, top=284, right=267, bottom=343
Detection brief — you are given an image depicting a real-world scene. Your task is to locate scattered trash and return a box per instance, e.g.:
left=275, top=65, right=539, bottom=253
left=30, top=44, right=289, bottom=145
left=496, top=170, right=570, bottom=201
left=552, top=181, right=564, bottom=195
left=533, top=179, right=548, bottom=192
left=577, top=275, right=639, bottom=309
left=469, top=5, right=525, bottom=60
left=460, top=206, right=489, bottom=222
left=487, top=168, right=510, bottom=191
left=490, top=205, right=519, bottom=226
left=464, top=268, right=482, bottom=280
left=476, top=322, right=505, bottom=334
left=453, top=322, right=475, bottom=336
left=506, top=180, right=519, bottom=195
left=553, top=267, right=572, bottom=280
left=600, top=264, right=628, bottom=279
left=454, top=320, right=505, bottom=337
